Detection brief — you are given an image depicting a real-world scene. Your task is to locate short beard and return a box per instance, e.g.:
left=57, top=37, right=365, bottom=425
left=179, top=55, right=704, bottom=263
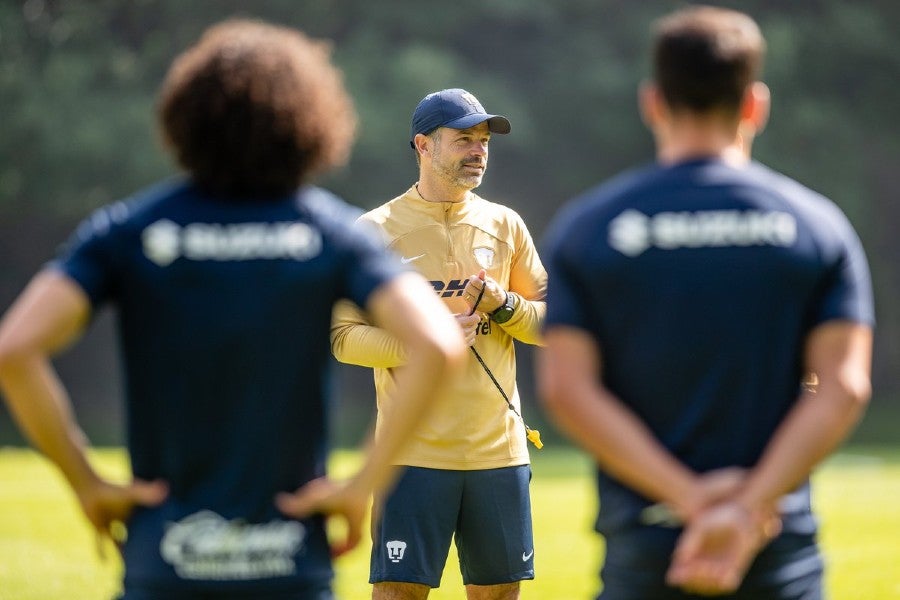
left=431, top=148, right=485, bottom=191
left=447, top=163, right=483, bottom=189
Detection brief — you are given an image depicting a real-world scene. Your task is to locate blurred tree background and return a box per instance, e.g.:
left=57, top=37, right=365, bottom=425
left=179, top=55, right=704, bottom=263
left=1, top=0, right=897, bottom=445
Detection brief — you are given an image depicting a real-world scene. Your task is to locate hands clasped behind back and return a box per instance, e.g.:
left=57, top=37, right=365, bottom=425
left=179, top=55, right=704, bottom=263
left=667, top=500, right=782, bottom=595
left=666, top=468, right=782, bottom=596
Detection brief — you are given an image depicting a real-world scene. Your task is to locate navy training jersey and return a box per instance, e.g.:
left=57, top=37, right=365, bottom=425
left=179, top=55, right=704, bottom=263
left=542, top=158, right=874, bottom=536
left=52, top=180, right=404, bottom=592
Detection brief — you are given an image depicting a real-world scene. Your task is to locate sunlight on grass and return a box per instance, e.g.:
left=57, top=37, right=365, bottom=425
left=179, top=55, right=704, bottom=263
left=814, top=450, right=900, bottom=599
left=0, top=446, right=898, bottom=599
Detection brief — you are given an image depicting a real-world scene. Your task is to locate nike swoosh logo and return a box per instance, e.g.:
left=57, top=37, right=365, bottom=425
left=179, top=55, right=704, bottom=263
left=522, top=550, right=534, bottom=561
left=400, top=253, right=426, bottom=264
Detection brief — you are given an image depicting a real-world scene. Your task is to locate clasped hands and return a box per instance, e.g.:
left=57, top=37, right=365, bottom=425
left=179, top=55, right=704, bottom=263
left=454, top=270, right=506, bottom=346
left=663, top=468, right=782, bottom=596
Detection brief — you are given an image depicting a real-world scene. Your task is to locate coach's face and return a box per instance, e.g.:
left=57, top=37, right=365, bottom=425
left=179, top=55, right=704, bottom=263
left=429, top=121, right=491, bottom=191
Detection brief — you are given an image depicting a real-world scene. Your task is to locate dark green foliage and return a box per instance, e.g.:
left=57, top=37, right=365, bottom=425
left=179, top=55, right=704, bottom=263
left=1, top=0, right=897, bottom=442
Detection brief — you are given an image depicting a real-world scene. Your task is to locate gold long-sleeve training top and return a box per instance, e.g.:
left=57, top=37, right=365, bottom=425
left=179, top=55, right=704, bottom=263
left=331, top=185, right=547, bottom=469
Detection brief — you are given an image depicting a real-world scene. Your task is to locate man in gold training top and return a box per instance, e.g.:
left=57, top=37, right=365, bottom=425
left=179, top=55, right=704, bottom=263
left=331, top=88, right=546, bottom=600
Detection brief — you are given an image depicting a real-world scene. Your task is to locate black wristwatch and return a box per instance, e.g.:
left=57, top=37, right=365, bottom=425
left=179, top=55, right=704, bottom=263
left=490, top=291, right=517, bottom=324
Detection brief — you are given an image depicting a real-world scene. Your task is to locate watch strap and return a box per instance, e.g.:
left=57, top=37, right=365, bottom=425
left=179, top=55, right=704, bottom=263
left=490, top=291, right=516, bottom=323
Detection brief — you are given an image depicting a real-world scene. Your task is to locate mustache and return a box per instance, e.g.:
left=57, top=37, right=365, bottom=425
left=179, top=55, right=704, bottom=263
left=460, top=157, right=486, bottom=168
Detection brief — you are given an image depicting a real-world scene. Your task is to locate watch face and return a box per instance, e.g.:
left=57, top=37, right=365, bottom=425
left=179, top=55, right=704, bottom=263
left=490, top=292, right=516, bottom=323
left=491, top=306, right=514, bottom=323
left=490, top=294, right=515, bottom=323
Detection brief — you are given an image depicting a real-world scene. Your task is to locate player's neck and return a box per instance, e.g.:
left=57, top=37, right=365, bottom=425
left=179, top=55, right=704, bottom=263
left=655, top=118, right=750, bottom=166
left=658, top=143, right=749, bottom=167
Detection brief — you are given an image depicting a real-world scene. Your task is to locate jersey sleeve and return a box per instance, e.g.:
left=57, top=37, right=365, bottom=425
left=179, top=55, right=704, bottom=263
left=328, top=210, right=410, bottom=368
left=48, top=205, right=124, bottom=309
left=330, top=299, right=407, bottom=368
left=809, top=210, right=875, bottom=327
left=331, top=211, right=406, bottom=311
left=541, top=204, right=594, bottom=332
left=500, top=211, right=547, bottom=345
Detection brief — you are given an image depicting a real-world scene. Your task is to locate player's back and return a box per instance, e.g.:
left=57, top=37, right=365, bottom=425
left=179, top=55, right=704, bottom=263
left=53, top=179, right=384, bottom=590
left=545, top=157, right=871, bottom=533
left=79, top=182, right=351, bottom=497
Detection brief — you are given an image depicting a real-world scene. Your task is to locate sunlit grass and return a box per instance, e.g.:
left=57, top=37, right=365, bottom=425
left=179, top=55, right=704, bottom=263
left=1, top=446, right=898, bottom=599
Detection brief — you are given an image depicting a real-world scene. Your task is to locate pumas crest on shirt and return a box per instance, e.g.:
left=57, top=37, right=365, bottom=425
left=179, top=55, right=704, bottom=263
left=473, top=246, right=495, bottom=269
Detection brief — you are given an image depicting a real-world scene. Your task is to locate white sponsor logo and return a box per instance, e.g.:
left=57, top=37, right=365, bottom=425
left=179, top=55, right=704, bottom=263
left=473, top=247, right=495, bottom=269
left=522, top=549, right=534, bottom=561
left=142, top=219, right=182, bottom=267
left=386, top=540, right=407, bottom=563
left=400, top=253, right=426, bottom=265
left=142, top=220, right=322, bottom=266
left=159, top=510, right=306, bottom=580
left=608, top=209, right=797, bottom=257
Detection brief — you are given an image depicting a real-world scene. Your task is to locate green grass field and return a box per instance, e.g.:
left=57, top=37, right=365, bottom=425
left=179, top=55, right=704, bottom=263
left=1, top=446, right=899, bottom=599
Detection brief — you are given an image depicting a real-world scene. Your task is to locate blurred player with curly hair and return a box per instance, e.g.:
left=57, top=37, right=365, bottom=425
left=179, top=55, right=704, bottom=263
left=0, top=19, right=464, bottom=600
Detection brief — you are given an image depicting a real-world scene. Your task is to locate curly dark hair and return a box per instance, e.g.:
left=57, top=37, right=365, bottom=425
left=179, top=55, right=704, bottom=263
left=158, top=19, right=357, bottom=199
left=653, top=6, right=765, bottom=115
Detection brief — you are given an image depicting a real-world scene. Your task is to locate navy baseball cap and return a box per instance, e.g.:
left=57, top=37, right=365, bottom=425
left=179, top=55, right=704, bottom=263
left=409, top=88, right=511, bottom=146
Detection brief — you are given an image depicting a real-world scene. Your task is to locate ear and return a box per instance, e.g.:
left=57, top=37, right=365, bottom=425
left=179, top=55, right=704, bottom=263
left=413, top=133, right=431, bottom=160
left=638, top=81, right=666, bottom=131
left=739, top=82, right=770, bottom=136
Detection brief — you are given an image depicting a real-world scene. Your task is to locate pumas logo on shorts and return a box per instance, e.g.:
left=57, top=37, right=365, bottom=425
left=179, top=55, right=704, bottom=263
left=386, top=540, right=407, bottom=563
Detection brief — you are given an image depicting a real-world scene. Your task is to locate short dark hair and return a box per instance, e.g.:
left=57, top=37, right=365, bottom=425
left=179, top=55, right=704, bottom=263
left=158, top=19, right=356, bottom=199
left=413, top=129, right=442, bottom=167
left=652, top=6, right=765, bottom=115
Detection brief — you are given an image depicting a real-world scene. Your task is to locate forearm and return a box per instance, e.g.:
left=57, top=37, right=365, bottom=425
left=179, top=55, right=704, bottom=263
left=0, top=354, right=99, bottom=492
left=738, top=385, right=868, bottom=512
left=545, top=379, right=700, bottom=515
left=348, top=341, right=455, bottom=493
left=500, top=297, right=545, bottom=346
left=331, top=323, right=407, bottom=368
left=539, top=327, right=709, bottom=517
left=0, top=271, right=99, bottom=493
left=665, top=385, right=868, bottom=595
left=331, top=299, right=407, bottom=368
left=738, top=322, right=872, bottom=513
left=348, top=274, right=465, bottom=494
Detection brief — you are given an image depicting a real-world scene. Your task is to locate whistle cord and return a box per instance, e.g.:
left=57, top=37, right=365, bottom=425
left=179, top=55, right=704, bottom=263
left=466, top=282, right=543, bottom=449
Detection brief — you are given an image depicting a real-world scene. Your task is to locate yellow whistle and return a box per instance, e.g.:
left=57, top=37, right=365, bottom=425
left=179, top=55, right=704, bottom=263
left=526, top=428, right=544, bottom=449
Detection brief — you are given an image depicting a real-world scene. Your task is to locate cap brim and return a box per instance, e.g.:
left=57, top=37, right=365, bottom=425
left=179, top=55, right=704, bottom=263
left=443, top=113, right=511, bottom=134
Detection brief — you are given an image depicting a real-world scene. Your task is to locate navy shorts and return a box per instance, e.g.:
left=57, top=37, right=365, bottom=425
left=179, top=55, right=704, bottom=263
left=370, top=465, right=534, bottom=587
left=597, top=526, right=824, bottom=600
